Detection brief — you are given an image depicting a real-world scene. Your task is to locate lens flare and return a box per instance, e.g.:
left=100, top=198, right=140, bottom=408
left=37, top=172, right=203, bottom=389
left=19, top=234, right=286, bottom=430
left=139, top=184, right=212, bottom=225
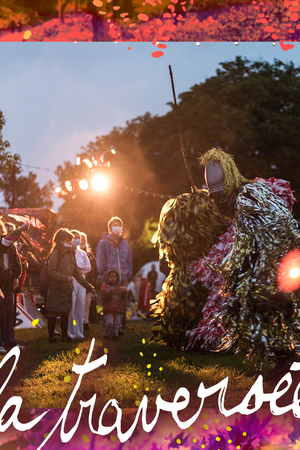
left=92, top=174, right=108, bottom=191
left=278, top=249, right=300, bottom=293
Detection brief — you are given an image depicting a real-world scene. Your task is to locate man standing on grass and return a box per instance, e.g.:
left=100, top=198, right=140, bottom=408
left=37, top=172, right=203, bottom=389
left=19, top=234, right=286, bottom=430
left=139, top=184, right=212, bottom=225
left=96, top=217, right=133, bottom=333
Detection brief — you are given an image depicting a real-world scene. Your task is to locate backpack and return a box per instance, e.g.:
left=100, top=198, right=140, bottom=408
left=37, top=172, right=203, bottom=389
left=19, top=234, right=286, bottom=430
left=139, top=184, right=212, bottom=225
left=39, top=250, right=63, bottom=299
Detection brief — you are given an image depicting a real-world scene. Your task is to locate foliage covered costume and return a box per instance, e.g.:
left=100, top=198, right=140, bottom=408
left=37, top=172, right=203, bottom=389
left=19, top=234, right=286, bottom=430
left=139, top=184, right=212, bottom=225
left=150, top=189, right=227, bottom=348
left=186, top=178, right=298, bottom=353
left=199, top=149, right=300, bottom=363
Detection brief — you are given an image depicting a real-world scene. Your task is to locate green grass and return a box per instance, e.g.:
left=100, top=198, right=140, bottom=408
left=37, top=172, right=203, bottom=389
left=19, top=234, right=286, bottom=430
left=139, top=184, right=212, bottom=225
left=0, top=319, right=274, bottom=411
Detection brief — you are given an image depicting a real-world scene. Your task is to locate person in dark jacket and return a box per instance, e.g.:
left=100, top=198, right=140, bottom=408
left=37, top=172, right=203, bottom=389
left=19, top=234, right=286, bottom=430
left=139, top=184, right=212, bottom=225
left=47, top=228, right=94, bottom=343
left=0, top=221, right=29, bottom=352
left=101, top=269, right=127, bottom=340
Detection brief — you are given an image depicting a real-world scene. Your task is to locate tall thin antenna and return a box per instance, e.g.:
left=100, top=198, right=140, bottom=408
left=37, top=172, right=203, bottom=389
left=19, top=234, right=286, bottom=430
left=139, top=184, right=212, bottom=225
left=169, top=65, right=196, bottom=191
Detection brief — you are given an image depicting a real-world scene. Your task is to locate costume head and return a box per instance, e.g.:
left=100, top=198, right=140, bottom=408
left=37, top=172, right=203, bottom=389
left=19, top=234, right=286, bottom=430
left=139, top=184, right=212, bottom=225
left=199, top=148, right=250, bottom=202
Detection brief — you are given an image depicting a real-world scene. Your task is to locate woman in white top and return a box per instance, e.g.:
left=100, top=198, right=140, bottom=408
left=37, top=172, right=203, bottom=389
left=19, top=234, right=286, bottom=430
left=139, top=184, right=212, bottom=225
left=67, top=229, right=91, bottom=339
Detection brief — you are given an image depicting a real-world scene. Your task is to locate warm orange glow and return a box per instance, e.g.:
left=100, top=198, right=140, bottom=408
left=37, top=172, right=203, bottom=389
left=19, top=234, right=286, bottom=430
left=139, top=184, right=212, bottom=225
left=79, top=179, right=89, bottom=190
left=91, top=174, right=108, bottom=191
left=278, top=249, right=300, bottom=293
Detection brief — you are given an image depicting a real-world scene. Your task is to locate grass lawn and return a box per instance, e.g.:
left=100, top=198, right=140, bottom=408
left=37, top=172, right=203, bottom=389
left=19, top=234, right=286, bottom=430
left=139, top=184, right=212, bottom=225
left=0, top=319, right=274, bottom=411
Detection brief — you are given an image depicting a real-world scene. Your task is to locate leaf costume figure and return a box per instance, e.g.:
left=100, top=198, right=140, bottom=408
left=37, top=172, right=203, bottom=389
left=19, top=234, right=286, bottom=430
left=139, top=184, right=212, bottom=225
left=199, top=148, right=300, bottom=364
left=186, top=177, right=298, bottom=353
left=150, top=189, right=227, bottom=348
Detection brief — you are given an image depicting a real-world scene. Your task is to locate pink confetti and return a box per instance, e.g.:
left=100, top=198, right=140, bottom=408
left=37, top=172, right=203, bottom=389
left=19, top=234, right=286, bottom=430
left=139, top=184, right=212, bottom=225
left=279, top=40, right=295, bottom=50
left=157, top=43, right=167, bottom=48
left=152, top=38, right=157, bottom=45
left=260, top=18, right=268, bottom=23
left=163, top=12, right=171, bottom=17
left=151, top=51, right=164, bottom=58
left=264, top=25, right=274, bottom=32
left=137, top=13, right=149, bottom=20
left=290, top=13, right=299, bottom=21
left=168, top=4, right=175, bottom=11
left=272, top=33, right=278, bottom=39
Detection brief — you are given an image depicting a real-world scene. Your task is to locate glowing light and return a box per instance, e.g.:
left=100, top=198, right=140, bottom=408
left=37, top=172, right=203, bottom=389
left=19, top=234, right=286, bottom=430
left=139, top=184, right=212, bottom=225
left=55, top=187, right=61, bottom=193
left=111, top=149, right=116, bottom=154
left=278, top=249, right=300, bottom=293
left=83, top=158, right=93, bottom=168
left=91, top=174, right=108, bottom=191
left=79, top=179, right=89, bottom=190
left=76, top=156, right=81, bottom=165
left=65, top=180, right=72, bottom=192
left=289, top=267, right=300, bottom=278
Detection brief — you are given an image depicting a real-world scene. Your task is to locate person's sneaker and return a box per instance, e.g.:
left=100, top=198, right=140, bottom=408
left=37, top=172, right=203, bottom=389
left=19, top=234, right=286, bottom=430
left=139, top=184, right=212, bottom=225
left=16, top=344, right=25, bottom=350
left=0, top=346, right=7, bottom=354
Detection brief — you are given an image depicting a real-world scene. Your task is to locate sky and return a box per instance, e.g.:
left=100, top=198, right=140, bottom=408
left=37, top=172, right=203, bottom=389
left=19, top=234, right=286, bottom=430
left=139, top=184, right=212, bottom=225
left=1, top=41, right=300, bottom=211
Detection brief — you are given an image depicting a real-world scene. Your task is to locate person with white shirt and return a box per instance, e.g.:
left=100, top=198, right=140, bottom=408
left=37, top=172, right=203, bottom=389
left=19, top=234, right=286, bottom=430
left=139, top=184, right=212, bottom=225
left=67, top=229, right=91, bottom=340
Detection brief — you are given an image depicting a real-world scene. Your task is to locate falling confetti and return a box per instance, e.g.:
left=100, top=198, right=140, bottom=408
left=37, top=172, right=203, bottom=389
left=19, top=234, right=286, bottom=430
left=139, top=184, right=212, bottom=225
left=104, top=348, right=108, bottom=354
left=151, top=51, right=164, bottom=58
left=64, top=375, right=70, bottom=382
left=137, top=13, right=149, bottom=21
left=32, top=319, right=39, bottom=326
left=82, top=435, right=89, bottom=443
left=23, top=30, right=32, bottom=40
left=73, top=320, right=76, bottom=326
left=75, top=348, right=80, bottom=354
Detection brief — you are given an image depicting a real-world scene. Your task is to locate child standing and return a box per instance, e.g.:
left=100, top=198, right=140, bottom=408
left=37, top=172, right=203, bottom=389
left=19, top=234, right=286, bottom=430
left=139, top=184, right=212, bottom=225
left=101, top=270, right=127, bottom=340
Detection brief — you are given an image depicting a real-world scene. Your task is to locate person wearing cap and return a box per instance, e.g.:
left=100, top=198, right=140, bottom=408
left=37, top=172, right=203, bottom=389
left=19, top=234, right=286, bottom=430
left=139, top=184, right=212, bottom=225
left=199, top=148, right=300, bottom=367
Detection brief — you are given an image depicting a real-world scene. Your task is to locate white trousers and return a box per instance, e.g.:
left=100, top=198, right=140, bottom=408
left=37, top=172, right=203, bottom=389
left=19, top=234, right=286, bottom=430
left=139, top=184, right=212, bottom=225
left=68, top=279, right=86, bottom=339
left=83, top=291, right=92, bottom=324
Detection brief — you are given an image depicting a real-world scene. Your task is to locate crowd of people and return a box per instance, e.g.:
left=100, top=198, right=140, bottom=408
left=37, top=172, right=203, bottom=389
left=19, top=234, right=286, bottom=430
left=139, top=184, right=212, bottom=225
left=0, top=215, right=133, bottom=351
left=46, top=216, right=133, bottom=344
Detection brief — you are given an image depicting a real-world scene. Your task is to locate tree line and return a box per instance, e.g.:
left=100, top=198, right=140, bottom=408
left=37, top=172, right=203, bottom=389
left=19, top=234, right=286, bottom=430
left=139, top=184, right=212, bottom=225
left=1, top=56, right=300, bottom=269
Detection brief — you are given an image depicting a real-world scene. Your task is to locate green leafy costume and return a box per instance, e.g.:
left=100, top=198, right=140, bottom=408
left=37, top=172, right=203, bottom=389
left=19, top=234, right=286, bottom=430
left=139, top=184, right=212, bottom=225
left=151, top=189, right=226, bottom=348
